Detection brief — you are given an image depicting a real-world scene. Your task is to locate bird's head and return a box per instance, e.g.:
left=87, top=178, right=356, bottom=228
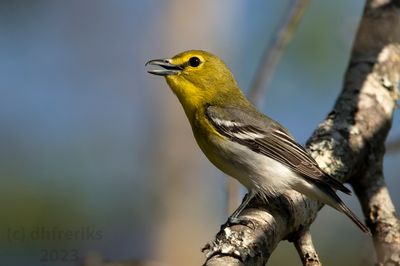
left=146, top=50, right=245, bottom=113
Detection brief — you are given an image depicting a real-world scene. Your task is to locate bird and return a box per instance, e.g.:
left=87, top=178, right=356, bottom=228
left=145, top=50, right=370, bottom=233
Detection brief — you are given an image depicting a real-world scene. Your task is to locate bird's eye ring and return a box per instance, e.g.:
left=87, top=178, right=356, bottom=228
left=189, top=57, right=201, bottom=67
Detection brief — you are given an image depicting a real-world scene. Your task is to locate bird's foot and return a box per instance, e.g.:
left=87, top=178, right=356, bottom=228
left=220, top=216, right=255, bottom=231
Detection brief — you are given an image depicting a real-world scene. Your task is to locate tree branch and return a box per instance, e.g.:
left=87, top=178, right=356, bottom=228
left=247, top=0, right=310, bottom=106
left=293, top=230, right=321, bottom=266
left=203, top=0, right=400, bottom=265
left=348, top=2, right=400, bottom=262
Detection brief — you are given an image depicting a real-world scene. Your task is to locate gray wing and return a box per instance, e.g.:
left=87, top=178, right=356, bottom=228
left=206, top=105, right=351, bottom=194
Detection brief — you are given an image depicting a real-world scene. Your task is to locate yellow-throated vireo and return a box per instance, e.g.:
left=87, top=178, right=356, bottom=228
left=146, top=50, right=369, bottom=233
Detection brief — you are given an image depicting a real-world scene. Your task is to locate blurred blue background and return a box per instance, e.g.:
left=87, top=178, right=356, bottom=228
left=0, top=1, right=398, bottom=265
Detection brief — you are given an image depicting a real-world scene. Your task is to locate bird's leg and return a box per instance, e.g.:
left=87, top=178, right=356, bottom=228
left=220, top=190, right=256, bottom=230
left=230, top=191, right=255, bottom=219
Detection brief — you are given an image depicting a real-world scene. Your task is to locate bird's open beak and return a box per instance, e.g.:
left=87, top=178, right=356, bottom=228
left=145, top=59, right=183, bottom=76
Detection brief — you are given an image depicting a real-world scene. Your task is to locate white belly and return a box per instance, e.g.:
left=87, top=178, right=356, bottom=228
left=198, top=136, right=300, bottom=198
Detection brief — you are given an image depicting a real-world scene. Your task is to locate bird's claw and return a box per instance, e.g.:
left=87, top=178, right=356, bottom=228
left=220, top=216, right=256, bottom=231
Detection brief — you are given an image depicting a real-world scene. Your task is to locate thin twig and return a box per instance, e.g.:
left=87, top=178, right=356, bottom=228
left=247, top=0, right=310, bottom=105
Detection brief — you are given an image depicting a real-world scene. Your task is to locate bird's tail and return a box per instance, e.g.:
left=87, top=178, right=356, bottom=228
left=319, top=185, right=370, bottom=234
left=335, top=198, right=370, bottom=234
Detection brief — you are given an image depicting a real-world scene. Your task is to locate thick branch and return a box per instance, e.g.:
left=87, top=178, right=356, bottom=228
left=203, top=0, right=400, bottom=265
left=348, top=1, right=400, bottom=261
left=324, top=0, right=400, bottom=263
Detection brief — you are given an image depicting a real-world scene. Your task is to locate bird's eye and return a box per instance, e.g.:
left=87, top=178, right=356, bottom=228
left=188, top=57, right=201, bottom=67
